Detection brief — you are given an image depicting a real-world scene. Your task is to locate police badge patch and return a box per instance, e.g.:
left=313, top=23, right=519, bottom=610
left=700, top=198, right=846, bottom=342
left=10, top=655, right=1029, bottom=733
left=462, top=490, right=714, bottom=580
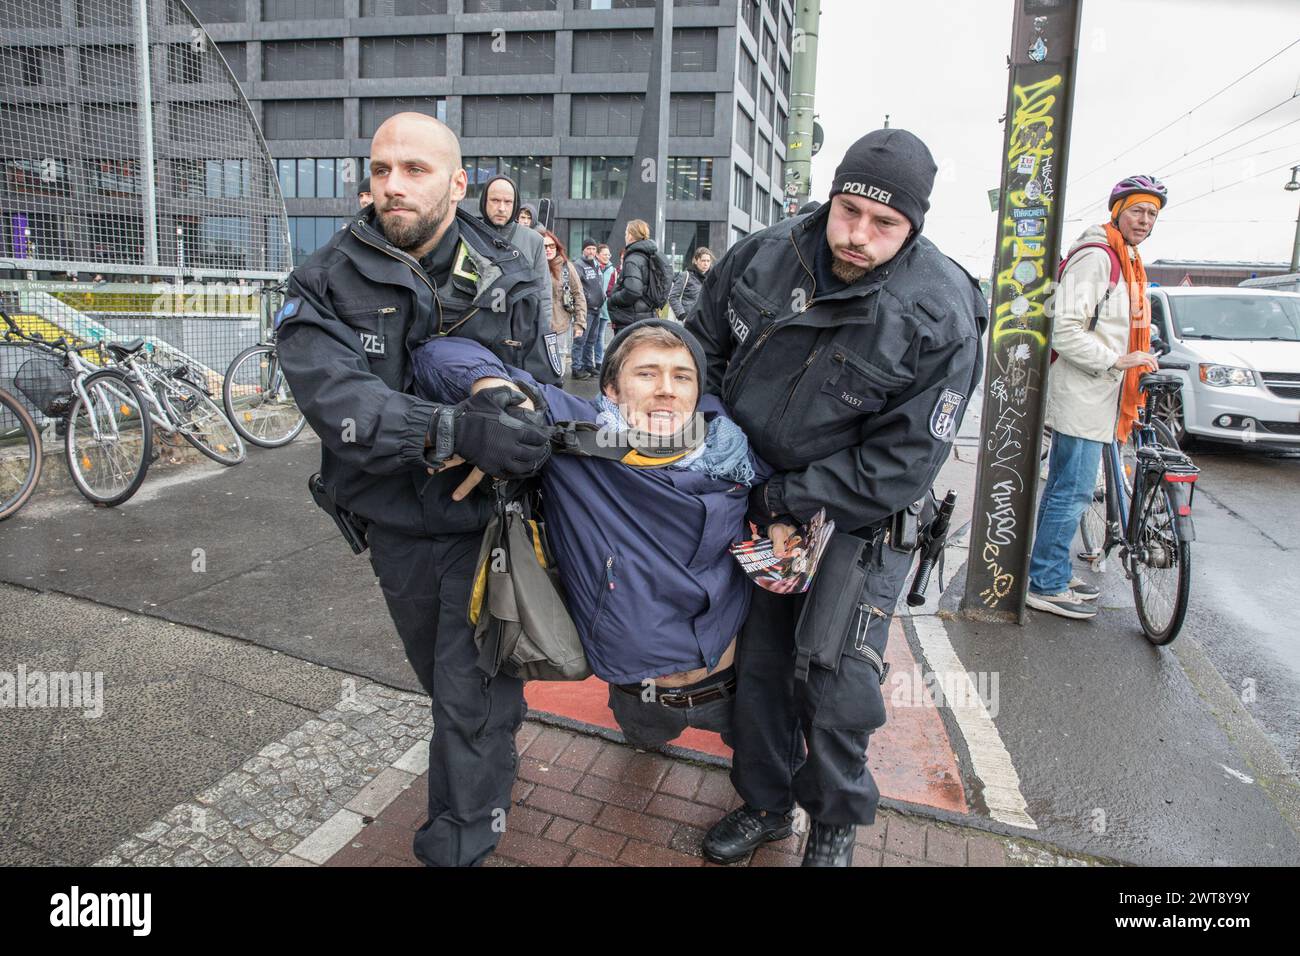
left=929, top=388, right=965, bottom=441
left=274, top=297, right=300, bottom=329
left=544, top=331, right=564, bottom=377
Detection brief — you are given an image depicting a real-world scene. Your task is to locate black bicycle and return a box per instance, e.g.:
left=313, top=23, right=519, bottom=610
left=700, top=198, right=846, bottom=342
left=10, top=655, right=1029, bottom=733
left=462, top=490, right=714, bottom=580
left=1078, top=374, right=1200, bottom=644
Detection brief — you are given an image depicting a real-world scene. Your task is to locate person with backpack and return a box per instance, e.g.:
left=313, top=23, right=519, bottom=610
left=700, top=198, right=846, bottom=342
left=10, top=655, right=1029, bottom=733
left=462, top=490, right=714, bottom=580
left=668, top=246, right=714, bottom=323
left=1026, top=174, right=1166, bottom=620
left=607, top=219, right=672, bottom=333
left=571, top=238, right=609, bottom=379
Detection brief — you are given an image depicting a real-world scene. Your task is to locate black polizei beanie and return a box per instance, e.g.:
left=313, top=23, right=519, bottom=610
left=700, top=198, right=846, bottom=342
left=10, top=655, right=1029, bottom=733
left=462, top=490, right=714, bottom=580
left=829, top=128, right=937, bottom=233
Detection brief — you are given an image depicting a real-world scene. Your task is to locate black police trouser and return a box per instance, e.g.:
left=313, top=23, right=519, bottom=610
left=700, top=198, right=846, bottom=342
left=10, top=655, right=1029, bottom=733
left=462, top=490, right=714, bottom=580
left=368, top=525, right=526, bottom=867
left=730, top=535, right=913, bottom=826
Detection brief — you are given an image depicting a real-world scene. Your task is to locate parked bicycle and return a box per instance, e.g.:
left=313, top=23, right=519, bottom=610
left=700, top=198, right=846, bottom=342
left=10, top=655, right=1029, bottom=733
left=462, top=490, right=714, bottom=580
left=0, top=383, right=42, bottom=520
left=105, top=338, right=246, bottom=467
left=1077, top=373, right=1200, bottom=645
left=222, top=330, right=305, bottom=449
left=3, top=311, right=153, bottom=507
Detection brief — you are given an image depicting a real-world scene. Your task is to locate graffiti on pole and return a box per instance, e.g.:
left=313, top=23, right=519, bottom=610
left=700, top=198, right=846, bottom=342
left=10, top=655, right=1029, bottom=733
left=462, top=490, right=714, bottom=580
left=977, top=71, right=1065, bottom=609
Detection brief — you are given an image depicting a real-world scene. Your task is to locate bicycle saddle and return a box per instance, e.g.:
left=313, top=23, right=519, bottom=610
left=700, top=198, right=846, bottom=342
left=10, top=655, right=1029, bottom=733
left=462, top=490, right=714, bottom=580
left=106, top=338, right=146, bottom=357
left=1139, top=373, right=1182, bottom=392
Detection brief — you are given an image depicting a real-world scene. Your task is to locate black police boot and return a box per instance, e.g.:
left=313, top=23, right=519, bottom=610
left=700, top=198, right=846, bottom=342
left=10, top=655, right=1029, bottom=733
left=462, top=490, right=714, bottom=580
left=801, top=821, right=856, bottom=867
left=701, top=805, right=794, bottom=864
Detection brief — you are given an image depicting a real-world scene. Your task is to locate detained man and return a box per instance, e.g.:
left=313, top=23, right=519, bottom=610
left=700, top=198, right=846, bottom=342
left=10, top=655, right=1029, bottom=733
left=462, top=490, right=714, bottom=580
left=412, top=320, right=771, bottom=750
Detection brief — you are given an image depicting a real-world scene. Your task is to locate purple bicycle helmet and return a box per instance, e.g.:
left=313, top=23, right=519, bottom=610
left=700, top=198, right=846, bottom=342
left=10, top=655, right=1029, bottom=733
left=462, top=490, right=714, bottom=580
left=1109, top=174, right=1168, bottom=217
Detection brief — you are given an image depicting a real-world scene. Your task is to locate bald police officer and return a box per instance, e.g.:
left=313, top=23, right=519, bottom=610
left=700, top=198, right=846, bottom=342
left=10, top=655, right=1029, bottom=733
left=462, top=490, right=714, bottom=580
left=277, top=112, right=558, bottom=867
left=687, top=129, right=986, bottom=866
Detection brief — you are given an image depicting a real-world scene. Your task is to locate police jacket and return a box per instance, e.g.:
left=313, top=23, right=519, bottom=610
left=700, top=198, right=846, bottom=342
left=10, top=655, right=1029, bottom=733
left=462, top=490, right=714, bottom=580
left=412, top=335, right=762, bottom=685
left=276, top=205, right=561, bottom=538
left=607, top=239, right=664, bottom=331
left=686, top=206, right=987, bottom=535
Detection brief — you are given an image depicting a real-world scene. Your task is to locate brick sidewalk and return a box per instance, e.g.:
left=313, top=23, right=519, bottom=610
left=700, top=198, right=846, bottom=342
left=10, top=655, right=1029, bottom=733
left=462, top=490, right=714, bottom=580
left=320, top=721, right=1093, bottom=868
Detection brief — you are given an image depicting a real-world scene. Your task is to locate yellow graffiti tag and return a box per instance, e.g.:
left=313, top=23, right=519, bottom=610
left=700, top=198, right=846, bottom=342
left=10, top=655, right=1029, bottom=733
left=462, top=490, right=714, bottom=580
left=991, top=73, right=1064, bottom=350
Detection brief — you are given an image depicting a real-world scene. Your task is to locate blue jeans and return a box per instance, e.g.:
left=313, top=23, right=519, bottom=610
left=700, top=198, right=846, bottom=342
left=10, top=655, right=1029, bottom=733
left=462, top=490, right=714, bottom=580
left=1028, top=431, right=1104, bottom=595
left=574, top=310, right=608, bottom=373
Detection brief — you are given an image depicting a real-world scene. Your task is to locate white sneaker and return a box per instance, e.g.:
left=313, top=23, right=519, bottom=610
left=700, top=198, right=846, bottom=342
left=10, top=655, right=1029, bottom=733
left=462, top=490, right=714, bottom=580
left=1025, top=589, right=1098, bottom=620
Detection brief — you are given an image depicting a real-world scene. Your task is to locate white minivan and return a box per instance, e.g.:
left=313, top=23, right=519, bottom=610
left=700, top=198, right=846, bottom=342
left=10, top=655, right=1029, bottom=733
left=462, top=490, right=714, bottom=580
left=1147, top=286, right=1300, bottom=448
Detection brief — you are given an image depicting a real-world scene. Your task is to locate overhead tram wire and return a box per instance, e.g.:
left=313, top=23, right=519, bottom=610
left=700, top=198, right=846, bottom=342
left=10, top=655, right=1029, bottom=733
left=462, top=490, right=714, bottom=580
left=1065, top=93, right=1300, bottom=221
left=1065, top=37, right=1300, bottom=189
left=1164, top=157, right=1300, bottom=212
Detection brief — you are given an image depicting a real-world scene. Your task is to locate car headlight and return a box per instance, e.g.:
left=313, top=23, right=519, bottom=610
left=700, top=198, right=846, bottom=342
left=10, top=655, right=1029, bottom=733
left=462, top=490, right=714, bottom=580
left=1198, top=364, right=1257, bottom=388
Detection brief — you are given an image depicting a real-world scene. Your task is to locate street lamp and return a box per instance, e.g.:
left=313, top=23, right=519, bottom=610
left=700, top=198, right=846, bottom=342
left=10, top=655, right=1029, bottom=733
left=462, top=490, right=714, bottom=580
left=1286, top=165, right=1300, bottom=274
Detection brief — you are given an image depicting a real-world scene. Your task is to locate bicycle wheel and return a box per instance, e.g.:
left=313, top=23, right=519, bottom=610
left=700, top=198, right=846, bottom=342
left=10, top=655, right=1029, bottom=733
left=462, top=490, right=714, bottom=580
left=1130, top=477, right=1192, bottom=646
left=222, top=344, right=306, bottom=448
left=159, top=372, right=246, bottom=465
left=1078, top=463, right=1107, bottom=561
left=64, top=370, right=152, bottom=506
left=0, top=387, right=42, bottom=520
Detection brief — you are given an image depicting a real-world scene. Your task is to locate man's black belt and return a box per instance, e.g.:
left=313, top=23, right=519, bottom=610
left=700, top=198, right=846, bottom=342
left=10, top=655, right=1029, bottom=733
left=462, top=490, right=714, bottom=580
left=614, top=674, right=736, bottom=710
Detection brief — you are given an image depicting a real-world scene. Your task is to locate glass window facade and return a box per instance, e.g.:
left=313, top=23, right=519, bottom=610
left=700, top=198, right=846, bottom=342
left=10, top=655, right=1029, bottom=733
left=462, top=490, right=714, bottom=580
left=289, top=216, right=350, bottom=263
left=570, top=156, right=630, bottom=201
left=462, top=156, right=553, bottom=201
left=663, top=220, right=710, bottom=271
left=565, top=219, right=614, bottom=257
left=462, top=95, right=553, bottom=137
left=275, top=158, right=361, bottom=199
left=733, top=167, right=752, bottom=214
left=666, top=157, right=713, bottom=201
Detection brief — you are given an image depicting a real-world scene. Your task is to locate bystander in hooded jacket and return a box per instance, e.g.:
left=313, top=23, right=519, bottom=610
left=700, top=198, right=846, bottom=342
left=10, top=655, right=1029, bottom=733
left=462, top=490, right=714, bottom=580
left=477, top=174, right=553, bottom=333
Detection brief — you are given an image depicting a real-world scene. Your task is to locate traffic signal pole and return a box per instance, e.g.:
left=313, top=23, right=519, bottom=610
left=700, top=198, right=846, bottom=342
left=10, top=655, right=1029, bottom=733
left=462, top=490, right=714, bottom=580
left=961, top=0, right=1083, bottom=623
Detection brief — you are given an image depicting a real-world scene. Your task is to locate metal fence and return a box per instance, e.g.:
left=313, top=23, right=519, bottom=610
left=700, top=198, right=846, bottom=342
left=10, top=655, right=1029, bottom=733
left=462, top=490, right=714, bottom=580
left=0, top=0, right=291, bottom=280
left=1, top=278, right=279, bottom=426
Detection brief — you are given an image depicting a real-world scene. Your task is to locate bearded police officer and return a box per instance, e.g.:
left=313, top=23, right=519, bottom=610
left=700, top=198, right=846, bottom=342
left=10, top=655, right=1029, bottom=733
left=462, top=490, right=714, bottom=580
left=686, top=129, right=986, bottom=866
left=277, top=112, right=558, bottom=868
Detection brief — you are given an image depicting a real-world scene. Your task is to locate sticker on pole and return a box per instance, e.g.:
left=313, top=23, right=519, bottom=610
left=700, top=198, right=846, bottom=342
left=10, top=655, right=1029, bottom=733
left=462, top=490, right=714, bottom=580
left=929, top=388, right=965, bottom=441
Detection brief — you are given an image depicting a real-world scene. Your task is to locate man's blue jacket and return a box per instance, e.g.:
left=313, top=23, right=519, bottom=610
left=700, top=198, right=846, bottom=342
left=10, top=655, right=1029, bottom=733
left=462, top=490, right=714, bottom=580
left=413, top=336, right=761, bottom=685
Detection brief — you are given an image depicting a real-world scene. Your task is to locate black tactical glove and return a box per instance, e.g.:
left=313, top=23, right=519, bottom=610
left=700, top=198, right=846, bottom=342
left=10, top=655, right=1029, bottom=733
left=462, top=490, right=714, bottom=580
left=746, top=476, right=798, bottom=534
left=431, top=386, right=552, bottom=479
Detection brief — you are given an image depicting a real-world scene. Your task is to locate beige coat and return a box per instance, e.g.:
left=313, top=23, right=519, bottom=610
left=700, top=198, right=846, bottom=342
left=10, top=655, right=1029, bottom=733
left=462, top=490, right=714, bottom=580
left=549, top=258, right=588, bottom=335
left=1044, top=224, right=1132, bottom=443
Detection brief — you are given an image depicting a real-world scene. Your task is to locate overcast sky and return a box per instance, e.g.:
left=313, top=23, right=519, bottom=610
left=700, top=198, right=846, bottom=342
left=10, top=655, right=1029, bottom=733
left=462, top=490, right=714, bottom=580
left=808, top=0, right=1300, bottom=277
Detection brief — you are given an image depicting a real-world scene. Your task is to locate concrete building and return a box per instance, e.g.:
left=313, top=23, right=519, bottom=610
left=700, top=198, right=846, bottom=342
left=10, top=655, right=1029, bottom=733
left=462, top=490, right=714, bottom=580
left=186, top=0, right=796, bottom=268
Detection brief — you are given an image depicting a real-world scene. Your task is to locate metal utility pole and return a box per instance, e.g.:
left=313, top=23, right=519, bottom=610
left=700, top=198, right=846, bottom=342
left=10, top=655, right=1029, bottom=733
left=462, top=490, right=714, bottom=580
left=785, top=0, right=821, bottom=214
left=133, top=0, right=160, bottom=268
left=962, top=0, right=1083, bottom=624
left=611, top=1, right=672, bottom=259
left=1286, top=165, right=1300, bottom=272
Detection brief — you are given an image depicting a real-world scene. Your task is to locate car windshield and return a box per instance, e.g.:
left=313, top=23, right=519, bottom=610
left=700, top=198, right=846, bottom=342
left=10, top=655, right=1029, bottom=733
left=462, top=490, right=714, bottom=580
left=1169, top=294, right=1300, bottom=341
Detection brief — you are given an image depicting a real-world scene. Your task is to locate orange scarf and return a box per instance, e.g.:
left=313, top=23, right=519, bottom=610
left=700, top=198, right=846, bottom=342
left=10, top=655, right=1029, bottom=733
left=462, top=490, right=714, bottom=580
left=1104, top=222, right=1150, bottom=443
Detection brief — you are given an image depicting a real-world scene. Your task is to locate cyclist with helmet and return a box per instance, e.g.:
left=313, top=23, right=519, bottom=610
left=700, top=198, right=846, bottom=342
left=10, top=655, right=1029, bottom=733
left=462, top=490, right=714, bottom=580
left=1027, top=174, right=1167, bottom=619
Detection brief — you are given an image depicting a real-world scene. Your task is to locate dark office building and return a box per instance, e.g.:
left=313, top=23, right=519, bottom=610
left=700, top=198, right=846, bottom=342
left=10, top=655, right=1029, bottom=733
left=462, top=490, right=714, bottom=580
left=187, top=0, right=796, bottom=268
